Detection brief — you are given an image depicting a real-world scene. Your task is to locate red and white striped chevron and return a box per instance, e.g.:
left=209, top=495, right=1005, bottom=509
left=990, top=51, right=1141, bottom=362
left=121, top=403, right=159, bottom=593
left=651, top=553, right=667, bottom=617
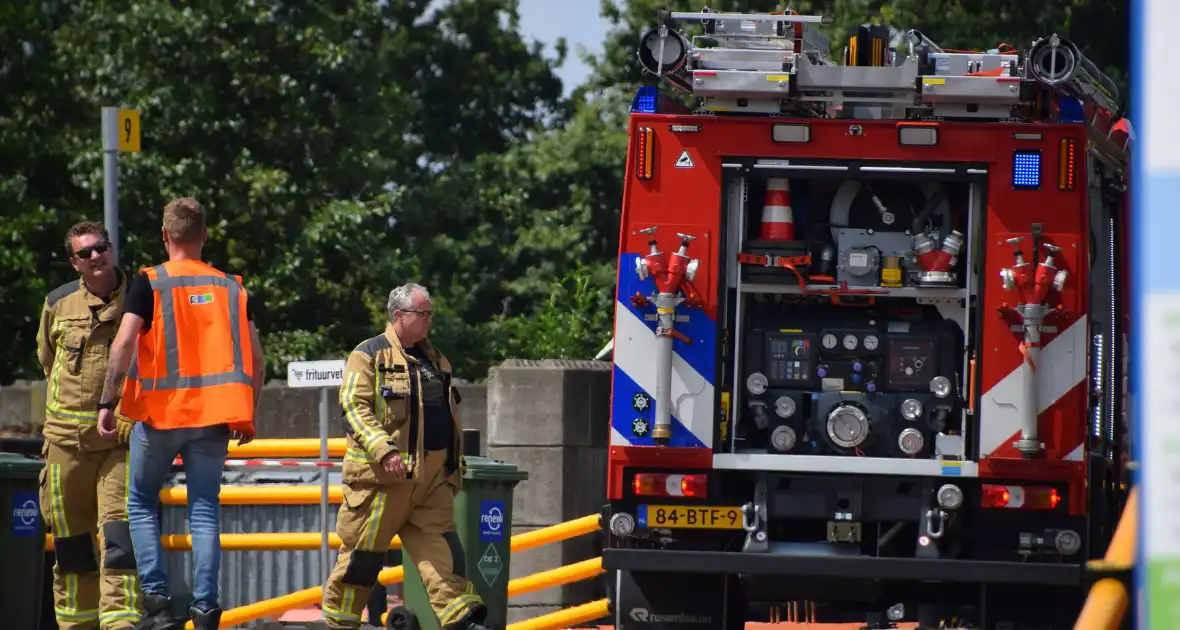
left=977, top=316, right=1089, bottom=463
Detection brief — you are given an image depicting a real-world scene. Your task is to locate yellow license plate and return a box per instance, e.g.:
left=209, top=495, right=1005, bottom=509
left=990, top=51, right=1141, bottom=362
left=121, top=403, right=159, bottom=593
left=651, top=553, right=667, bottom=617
left=637, top=505, right=744, bottom=529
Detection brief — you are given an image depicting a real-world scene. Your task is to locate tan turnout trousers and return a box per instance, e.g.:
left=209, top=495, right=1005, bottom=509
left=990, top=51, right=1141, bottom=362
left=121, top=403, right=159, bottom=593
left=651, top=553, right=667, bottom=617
left=323, top=448, right=481, bottom=629
left=40, top=441, right=141, bottom=629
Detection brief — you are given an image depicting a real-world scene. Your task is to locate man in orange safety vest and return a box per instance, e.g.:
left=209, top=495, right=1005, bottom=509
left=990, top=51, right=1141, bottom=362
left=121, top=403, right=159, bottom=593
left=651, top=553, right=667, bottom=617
left=96, top=197, right=266, bottom=630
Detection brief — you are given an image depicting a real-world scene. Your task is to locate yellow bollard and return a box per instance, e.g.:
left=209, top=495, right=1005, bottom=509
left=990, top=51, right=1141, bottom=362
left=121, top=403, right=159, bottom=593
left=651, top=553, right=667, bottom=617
left=1073, top=486, right=1137, bottom=630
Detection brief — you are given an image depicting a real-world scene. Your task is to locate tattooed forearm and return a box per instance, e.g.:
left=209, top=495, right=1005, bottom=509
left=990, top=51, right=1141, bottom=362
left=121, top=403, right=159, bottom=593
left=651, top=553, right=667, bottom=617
left=100, top=370, right=126, bottom=406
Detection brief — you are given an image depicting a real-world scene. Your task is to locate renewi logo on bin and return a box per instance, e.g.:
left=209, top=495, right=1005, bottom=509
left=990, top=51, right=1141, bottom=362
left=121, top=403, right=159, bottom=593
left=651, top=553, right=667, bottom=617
left=11, top=491, right=39, bottom=538
left=478, top=499, right=505, bottom=542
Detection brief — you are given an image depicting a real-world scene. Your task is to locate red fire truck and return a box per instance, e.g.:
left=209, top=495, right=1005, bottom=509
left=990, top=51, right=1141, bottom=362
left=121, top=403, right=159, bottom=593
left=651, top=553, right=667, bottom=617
left=599, top=8, right=1133, bottom=630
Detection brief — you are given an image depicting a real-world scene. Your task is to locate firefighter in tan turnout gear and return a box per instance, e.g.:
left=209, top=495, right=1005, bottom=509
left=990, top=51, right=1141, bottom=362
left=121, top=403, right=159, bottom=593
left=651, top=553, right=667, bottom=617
left=322, top=283, right=490, bottom=630
left=35, top=221, right=143, bottom=629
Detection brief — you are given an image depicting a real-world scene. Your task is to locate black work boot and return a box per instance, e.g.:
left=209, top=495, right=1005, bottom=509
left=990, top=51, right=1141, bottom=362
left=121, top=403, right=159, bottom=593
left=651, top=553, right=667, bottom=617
left=455, top=604, right=492, bottom=630
left=134, top=593, right=183, bottom=630
left=189, top=605, right=223, bottom=630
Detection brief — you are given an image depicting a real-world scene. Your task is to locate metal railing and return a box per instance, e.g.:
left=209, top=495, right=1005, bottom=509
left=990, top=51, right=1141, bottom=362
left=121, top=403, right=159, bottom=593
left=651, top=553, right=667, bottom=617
left=32, top=433, right=614, bottom=629
left=1073, top=485, right=1137, bottom=630
left=188, top=514, right=604, bottom=630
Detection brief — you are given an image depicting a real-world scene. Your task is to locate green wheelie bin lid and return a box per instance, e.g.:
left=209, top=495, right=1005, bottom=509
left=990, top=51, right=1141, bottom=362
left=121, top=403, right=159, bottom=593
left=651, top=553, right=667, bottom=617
left=462, top=456, right=529, bottom=483
left=0, top=452, right=44, bottom=480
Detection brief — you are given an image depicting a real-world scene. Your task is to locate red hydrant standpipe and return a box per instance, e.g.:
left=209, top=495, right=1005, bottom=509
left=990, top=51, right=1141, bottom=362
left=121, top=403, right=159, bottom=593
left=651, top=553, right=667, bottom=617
left=998, top=236, right=1068, bottom=458
left=634, top=226, right=701, bottom=444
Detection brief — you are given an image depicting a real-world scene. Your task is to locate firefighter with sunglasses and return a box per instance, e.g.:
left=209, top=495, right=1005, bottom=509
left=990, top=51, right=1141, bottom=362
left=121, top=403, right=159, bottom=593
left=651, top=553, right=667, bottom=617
left=35, top=221, right=143, bottom=629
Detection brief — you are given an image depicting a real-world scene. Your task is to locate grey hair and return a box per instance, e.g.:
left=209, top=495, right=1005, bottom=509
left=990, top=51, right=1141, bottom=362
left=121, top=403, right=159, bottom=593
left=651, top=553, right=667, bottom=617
left=386, top=283, right=430, bottom=322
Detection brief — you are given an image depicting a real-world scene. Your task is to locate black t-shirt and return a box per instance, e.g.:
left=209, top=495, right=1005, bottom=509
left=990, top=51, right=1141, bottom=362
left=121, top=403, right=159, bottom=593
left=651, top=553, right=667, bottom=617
left=405, top=346, right=454, bottom=452
left=125, top=271, right=254, bottom=332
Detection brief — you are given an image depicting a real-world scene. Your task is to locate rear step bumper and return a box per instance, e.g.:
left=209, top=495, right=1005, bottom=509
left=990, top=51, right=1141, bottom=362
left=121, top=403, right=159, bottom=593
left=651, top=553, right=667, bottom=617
left=602, top=548, right=1082, bottom=585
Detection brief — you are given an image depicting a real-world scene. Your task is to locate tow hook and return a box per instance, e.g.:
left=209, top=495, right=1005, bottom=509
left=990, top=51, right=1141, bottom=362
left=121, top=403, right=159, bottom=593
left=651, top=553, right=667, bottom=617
left=742, top=479, right=770, bottom=553
left=925, top=508, right=947, bottom=539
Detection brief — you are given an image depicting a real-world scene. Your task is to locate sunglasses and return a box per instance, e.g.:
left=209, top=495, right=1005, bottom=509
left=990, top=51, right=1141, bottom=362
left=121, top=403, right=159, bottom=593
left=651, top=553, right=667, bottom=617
left=74, top=242, right=110, bottom=259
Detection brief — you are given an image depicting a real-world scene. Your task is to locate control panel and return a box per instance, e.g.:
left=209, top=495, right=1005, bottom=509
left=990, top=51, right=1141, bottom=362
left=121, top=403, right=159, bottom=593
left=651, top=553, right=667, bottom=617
left=745, top=322, right=955, bottom=395
left=738, top=305, right=962, bottom=458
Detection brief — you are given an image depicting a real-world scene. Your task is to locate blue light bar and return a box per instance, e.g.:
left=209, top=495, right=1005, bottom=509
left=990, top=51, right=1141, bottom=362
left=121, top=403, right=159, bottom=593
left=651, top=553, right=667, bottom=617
left=631, top=85, right=659, bottom=114
left=1013, top=150, right=1042, bottom=189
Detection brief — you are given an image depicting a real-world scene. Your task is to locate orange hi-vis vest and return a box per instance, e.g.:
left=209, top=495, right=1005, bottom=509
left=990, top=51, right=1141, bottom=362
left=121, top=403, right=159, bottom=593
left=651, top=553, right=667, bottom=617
left=120, top=259, right=255, bottom=431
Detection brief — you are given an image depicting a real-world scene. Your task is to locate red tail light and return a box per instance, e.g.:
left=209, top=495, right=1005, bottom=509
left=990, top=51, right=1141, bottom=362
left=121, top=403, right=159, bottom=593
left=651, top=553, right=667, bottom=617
left=635, top=126, right=654, bottom=180
left=981, top=484, right=1061, bottom=510
left=632, top=473, right=708, bottom=499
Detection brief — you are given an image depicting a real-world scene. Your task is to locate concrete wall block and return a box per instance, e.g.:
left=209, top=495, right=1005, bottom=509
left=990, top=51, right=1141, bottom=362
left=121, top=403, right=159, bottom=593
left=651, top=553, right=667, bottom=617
left=487, top=359, right=611, bottom=448
left=252, top=383, right=337, bottom=439
left=485, top=446, right=607, bottom=528
left=487, top=446, right=564, bottom=526
left=562, top=447, right=608, bottom=522
left=0, top=380, right=45, bottom=434
left=0, top=380, right=489, bottom=446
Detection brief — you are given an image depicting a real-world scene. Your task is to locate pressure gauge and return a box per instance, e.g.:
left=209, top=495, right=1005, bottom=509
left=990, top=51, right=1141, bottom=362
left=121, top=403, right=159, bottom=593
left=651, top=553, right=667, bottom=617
left=930, top=376, right=952, bottom=399
left=826, top=404, right=869, bottom=449
left=863, top=334, right=879, bottom=351
left=822, top=333, right=837, bottom=349
left=842, top=334, right=858, bottom=350
left=900, top=398, right=923, bottom=421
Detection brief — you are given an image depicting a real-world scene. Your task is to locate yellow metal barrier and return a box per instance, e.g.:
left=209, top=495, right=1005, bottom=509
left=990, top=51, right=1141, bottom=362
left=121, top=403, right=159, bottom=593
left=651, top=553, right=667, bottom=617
left=506, top=598, right=610, bottom=630
left=383, top=556, right=606, bottom=625
left=47, top=532, right=402, bottom=552
left=1074, top=486, right=1137, bottom=630
left=507, top=557, right=605, bottom=598
left=190, top=514, right=602, bottom=628
left=226, top=437, right=346, bottom=458
left=161, top=485, right=343, bottom=505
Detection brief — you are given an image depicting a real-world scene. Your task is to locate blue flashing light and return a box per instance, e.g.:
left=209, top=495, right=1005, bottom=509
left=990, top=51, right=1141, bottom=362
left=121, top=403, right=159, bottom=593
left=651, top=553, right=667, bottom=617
left=1056, top=97, right=1086, bottom=124
left=631, top=85, right=659, bottom=114
left=1013, top=150, right=1042, bottom=190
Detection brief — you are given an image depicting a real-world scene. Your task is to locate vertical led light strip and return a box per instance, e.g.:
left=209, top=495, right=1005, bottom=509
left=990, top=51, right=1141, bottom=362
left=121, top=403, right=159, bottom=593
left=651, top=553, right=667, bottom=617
left=1139, top=1, right=1180, bottom=628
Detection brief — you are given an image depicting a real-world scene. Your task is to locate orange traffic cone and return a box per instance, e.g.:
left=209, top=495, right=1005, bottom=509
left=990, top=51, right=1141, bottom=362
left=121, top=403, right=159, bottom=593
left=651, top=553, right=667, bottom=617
left=759, top=177, right=795, bottom=241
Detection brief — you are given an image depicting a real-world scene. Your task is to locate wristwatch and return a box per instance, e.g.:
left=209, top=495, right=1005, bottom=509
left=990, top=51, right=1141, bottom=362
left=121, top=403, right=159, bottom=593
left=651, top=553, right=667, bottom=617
left=97, top=401, right=116, bottom=411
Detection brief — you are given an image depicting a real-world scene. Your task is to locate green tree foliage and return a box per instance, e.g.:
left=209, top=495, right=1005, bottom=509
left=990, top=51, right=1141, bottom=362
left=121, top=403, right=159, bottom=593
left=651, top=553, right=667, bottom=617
left=0, top=0, right=569, bottom=382
left=0, top=0, right=1130, bottom=385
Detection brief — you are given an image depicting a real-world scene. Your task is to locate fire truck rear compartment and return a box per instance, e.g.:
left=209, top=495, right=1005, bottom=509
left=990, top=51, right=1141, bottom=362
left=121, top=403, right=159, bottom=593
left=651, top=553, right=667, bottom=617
left=606, top=9, right=1131, bottom=628
left=721, top=167, right=981, bottom=465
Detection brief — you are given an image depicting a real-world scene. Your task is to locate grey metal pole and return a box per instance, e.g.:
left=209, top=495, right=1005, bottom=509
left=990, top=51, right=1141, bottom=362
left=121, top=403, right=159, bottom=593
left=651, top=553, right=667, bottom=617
left=100, top=107, right=120, bottom=266
left=319, top=386, right=330, bottom=586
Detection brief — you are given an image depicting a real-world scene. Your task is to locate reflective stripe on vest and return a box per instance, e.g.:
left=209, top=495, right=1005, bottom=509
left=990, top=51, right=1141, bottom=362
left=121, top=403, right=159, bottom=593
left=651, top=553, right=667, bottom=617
left=129, top=265, right=252, bottom=391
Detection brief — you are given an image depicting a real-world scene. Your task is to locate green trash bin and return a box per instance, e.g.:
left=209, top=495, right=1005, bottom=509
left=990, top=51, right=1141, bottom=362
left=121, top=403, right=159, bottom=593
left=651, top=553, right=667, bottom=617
left=0, top=452, right=47, bottom=630
left=395, top=453, right=528, bottom=630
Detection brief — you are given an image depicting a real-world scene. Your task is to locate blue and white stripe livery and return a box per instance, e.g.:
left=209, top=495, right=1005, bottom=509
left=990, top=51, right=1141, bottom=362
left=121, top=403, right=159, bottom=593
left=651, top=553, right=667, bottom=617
left=611, top=253, right=716, bottom=448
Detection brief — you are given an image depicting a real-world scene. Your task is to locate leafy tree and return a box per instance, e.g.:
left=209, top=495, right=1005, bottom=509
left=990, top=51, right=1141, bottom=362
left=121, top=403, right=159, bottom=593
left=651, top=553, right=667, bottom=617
left=383, top=89, right=633, bottom=376
left=0, top=0, right=567, bottom=383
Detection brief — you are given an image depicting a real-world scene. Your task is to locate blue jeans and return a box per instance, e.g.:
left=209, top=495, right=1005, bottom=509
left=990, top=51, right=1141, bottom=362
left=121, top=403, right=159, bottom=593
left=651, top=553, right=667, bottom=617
left=127, top=422, right=230, bottom=611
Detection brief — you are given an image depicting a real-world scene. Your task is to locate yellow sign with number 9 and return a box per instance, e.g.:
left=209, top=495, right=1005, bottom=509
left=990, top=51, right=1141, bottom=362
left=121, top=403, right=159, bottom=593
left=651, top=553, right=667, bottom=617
left=117, top=108, right=141, bottom=153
